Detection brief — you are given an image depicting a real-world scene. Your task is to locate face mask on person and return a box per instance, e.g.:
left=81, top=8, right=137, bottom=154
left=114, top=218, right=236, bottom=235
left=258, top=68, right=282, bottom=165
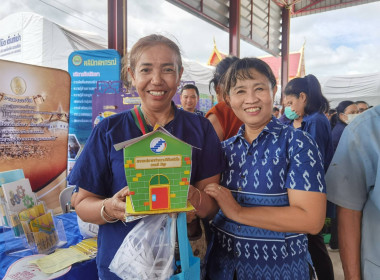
left=284, top=106, right=300, bottom=120
left=344, top=113, right=359, bottom=124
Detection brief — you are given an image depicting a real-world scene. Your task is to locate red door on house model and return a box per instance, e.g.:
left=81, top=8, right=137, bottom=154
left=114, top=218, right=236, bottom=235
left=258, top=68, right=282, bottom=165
left=150, top=186, right=170, bottom=210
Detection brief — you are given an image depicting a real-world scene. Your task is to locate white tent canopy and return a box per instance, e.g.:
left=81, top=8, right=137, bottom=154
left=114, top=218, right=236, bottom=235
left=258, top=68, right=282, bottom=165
left=319, top=73, right=380, bottom=108
left=0, top=12, right=107, bottom=71
left=0, top=12, right=216, bottom=95
left=182, top=58, right=215, bottom=95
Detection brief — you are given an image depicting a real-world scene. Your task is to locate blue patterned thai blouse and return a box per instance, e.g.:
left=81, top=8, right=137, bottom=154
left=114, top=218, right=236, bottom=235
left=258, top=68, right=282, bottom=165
left=206, top=117, right=326, bottom=280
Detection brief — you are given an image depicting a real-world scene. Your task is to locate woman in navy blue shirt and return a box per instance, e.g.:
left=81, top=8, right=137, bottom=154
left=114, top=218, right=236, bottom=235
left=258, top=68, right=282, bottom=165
left=282, top=75, right=334, bottom=280
left=282, top=75, right=333, bottom=171
left=68, top=34, right=224, bottom=279
left=330, top=100, right=359, bottom=151
left=205, top=58, right=327, bottom=280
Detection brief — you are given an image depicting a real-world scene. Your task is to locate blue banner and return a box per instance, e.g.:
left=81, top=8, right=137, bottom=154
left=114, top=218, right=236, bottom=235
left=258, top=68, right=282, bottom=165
left=67, top=50, right=121, bottom=171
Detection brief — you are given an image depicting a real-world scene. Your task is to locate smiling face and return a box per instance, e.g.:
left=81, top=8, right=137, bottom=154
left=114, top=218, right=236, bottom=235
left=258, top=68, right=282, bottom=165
left=227, top=68, right=277, bottom=133
left=284, top=92, right=306, bottom=118
left=180, top=88, right=199, bottom=112
left=128, top=44, right=183, bottom=113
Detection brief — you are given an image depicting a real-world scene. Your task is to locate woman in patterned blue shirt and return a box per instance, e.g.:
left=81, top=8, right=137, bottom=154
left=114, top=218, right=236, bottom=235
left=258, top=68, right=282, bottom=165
left=204, top=58, right=327, bottom=280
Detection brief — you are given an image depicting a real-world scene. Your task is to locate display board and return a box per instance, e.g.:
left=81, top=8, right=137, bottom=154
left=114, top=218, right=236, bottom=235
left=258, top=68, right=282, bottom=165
left=67, top=49, right=121, bottom=173
left=0, top=59, right=70, bottom=210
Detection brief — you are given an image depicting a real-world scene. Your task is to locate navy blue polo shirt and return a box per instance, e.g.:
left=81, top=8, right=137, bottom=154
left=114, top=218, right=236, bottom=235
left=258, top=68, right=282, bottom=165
left=68, top=103, right=224, bottom=280
left=282, top=112, right=333, bottom=172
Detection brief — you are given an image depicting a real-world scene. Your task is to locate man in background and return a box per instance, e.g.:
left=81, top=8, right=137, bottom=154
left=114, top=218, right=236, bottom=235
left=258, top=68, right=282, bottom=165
left=326, top=105, right=380, bottom=279
left=180, top=84, right=204, bottom=116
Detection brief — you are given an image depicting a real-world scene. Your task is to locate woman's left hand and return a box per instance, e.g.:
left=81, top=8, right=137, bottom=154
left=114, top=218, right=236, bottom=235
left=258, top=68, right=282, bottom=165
left=103, top=186, right=131, bottom=221
left=187, top=185, right=201, bottom=210
left=204, top=183, right=242, bottom=221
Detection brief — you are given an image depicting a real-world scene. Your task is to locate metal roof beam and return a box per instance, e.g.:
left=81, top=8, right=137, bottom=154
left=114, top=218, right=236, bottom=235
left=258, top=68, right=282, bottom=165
left=108, top=0, right=127, bottom=57
left=229, top=0, right=241, bottom=56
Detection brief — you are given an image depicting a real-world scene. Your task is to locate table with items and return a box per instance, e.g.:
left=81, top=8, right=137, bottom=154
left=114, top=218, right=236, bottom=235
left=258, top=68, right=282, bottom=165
left=0, top=212, right=98, bottom=280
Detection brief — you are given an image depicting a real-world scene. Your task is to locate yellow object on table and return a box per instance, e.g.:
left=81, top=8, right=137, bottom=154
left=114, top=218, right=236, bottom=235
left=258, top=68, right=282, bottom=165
left=31, top=238, right=97, bottom=274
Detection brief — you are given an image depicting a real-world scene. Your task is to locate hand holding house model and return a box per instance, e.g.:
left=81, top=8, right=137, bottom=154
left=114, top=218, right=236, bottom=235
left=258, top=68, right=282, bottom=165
left=114, top=127, right=196, bottom=218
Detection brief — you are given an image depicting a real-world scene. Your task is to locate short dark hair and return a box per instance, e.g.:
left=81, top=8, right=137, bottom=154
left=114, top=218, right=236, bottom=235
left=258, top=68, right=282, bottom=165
left=330, top=100, right=355, bottom=129
left=336, top=100, right=355, bottom=115
left=273, top=107, right=280, bottom=112
left=181, top=84, right=199, bottom=96
left=220, top=57, right=277, bottom=101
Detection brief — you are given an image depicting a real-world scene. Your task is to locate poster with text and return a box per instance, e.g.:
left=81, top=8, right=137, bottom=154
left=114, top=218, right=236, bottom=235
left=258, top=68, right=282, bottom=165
left=67, top=50, right=120, bottom=174
left=0, top=59, right=70, bottom=210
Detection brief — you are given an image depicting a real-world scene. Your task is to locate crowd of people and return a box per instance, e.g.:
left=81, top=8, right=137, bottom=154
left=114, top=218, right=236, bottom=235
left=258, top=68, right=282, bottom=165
left=68, top=34, right=379, bottom=280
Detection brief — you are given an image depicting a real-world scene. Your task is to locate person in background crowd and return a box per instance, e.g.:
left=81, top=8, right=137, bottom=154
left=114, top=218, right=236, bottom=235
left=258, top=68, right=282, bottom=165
left=272, top=106, right=280, bottom=118
left=180, top=83, right=205, bottom=116
left=328, top=100, right=359, bottom=254
left=330, top=100, right=359, bottom=151
left=326, top=105, right=380, bottom=279
left=282, top=74, right=334, bottom=280
left=205, top=56, right=243, bottom=141
left=326, top=108, right=337, bottom=121
left=282, top=74, right=333, bottom=169
left=355, top=100, right=370, bottom=113
left=278, top=101, right=290, bottom=123
left=67, top=34, right=224, bottom=280
left=205, top=58, right=327, bottom=280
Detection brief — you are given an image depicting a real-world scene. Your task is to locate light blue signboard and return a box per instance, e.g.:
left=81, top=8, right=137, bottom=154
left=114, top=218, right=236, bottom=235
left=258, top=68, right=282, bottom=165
left=67, top=50, right=121, bottom=170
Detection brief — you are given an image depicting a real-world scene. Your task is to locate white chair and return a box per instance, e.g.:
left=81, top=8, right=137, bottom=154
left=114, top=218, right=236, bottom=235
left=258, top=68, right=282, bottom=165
left=59, top=186, right=75, bottom=213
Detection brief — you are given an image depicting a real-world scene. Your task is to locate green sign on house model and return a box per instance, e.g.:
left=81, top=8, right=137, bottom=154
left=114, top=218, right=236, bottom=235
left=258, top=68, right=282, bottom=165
left=114, top=127, right=195, bottom=216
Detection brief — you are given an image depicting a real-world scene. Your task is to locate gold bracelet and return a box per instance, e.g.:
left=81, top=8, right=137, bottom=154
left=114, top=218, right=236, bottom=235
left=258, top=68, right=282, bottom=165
left=194, top=188, right=202, bottom=210
left=100, top=198, right=118, bottom=223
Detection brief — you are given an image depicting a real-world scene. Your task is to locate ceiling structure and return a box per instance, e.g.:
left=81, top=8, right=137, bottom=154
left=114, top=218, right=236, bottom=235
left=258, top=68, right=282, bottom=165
left=164, top=0, right=378, bottom=91
left=107, top=0, right=379, bottom=93
left=166, top=0, right=282, bottom=56
left=284, top=0, right=379, bottom=17
left=166, top=0, right=379, bottom=56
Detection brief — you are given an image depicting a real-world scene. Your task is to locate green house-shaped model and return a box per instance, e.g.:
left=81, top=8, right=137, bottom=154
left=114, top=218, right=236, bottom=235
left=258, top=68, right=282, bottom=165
left=115, top=127, right=193, bottom=213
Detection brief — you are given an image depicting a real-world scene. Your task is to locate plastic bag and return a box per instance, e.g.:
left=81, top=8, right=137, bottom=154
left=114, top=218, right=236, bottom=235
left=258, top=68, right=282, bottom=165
left=77, top=215, right=99, bottom=239
left=109, top=214, right=176, bottom=280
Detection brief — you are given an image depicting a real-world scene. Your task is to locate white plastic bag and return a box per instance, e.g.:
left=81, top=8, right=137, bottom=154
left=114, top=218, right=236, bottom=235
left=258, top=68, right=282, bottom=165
left=77, top=215, right=99, bottom=239
left=109, top=214, right=176, bottom=280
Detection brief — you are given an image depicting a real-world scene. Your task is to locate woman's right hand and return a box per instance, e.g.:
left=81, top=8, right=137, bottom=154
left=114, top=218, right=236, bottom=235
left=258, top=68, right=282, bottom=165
left=204, top=183, right=242, bottom=221
left=103, top=186, right=131, bottom=221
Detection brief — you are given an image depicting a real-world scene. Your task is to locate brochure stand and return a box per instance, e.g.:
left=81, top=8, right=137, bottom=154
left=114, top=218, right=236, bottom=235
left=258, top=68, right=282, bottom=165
left=4, top=202, right=67, bottom=257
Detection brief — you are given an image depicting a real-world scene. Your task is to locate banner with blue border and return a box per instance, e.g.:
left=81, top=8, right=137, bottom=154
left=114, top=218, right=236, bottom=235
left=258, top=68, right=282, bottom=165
left=67, top=50, right=121, bottom=171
